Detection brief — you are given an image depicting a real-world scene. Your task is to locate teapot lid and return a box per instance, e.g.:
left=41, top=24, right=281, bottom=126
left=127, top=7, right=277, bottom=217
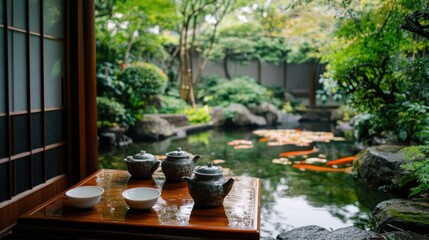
left=130, top=150, right=156, bottom=161
left=165, top=147, right=189, bottom=158
left=194, top=162, right=223, bottom=175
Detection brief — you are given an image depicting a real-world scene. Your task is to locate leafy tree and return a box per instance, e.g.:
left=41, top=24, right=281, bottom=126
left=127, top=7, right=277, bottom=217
left=175, top=0, right=239, bottom=105
left=317, top=0, right=429, bottom=144
left=95, top=0, right=176, bottom=65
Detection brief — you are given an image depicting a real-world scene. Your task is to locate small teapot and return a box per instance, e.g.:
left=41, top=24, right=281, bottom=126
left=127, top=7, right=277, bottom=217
left=161, top=147, right=200, bottom=182
left=183, top=162, right=234, bottom=208
left=124, top=150, right=161, bottom=179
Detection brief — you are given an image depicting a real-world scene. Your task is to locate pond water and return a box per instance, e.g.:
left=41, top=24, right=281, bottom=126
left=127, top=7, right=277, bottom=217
left=98, top=123, right=394, bottom=239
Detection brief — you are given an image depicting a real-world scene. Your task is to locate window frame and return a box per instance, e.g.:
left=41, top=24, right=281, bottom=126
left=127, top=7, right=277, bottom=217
left=0, top=0, right=97, bottom=235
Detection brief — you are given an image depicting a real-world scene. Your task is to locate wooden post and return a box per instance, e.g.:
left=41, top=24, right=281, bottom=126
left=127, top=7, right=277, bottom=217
left=283, top=60, right=287, bottom=90
left=308, top=62, right=316, bottom=106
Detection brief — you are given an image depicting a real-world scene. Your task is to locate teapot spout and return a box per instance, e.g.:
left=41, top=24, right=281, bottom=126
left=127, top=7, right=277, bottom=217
left=182, top=176, right=192, bottom=183
left=192, top=155, right=201, bottom=165
left=222, top=178, right=235, bottom=197
left=151, top=160, right=161, bottom=173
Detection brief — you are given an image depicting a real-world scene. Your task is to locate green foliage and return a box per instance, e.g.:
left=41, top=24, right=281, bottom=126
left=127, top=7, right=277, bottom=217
left=96, top=62, right=124, bottom=97
left=318, top=0, right=429, bottom=145
left=209, top=23, right=289, bottom=64
left=183, top=106, right=212, bottom=124
left=223, top=107, right=239, bottom=122
left=158, top=96, right=189, bottom=114
left=95, top=0, right=176, bottom=64
left=316, top=74, right=348, bottom=103
left=199, top=76, right=271, bottom=107
left=336, top=105, right=358, bottom=121
left=145, top=96, right=189, bottom=114
left=352, top=114, right=381, bottom=145
left=281, top=102, right=294, bottom=113
left=118, top=62, right=168, bottom=120
left=97, top=96, right=134, bottom=128
left=402, top=146, right=429, bottom=197
left=128, top=62, right=168, bottom=96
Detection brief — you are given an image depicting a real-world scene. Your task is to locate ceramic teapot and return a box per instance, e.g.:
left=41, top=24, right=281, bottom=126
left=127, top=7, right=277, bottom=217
left=183, top=162, right=234, bottom=208
left=161, top=147, right=200, bottom=182
left=124, top=150, right=161, bottom=179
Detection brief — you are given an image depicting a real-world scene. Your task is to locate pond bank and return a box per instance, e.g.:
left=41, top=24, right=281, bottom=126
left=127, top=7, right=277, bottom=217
left=272, top=145, right=429, bottom=240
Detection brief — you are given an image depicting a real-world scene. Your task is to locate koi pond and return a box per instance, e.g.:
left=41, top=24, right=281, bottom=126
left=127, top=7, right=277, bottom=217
left=98, top=124, right=394, bottom=239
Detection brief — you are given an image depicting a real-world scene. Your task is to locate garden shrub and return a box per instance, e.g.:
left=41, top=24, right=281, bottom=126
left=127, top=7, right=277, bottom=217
left=96, top=96, right=133, bottom=128
left=336, top=105, right=358, bottom=121
left=401, top=146, right=429, bottom=198
left=201, top=76, right=270, bottom=107
left=145, top=96, right=189, bottom=114
left=123, top=62, right=168, bottom=96
left=117, top=62, right=168, bottom=121
left=183, top=106, right=212, bottom=124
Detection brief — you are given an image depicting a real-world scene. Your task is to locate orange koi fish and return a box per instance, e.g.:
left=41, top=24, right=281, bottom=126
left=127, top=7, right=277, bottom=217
left=212, top=159, right=226, bottom=164
left=156, top=155, right=167, bottom=160
left=326, top=156, right=357, bottom=166
left=227, top=139, right=253, bottom=146
left=234, top=145, right=253, bottom=149
left=292, top=164, right=353, bottom=174
left=279, top=147, right=318, bottom=157
left=259, top=137, right=271, bottom=142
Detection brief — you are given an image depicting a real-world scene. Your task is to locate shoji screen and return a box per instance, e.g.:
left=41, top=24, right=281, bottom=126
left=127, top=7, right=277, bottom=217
left=0, top=0, right=66, bottom=203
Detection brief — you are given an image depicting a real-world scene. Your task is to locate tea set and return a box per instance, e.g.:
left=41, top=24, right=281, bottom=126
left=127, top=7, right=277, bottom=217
left=124, top=147, right=234, bottom=209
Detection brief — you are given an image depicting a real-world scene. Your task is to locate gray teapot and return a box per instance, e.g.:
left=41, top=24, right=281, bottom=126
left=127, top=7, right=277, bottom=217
left=161, top=147, right=200, bottom=182
left=183, top=162, right=234, bottom=208
left=124, top=150, right=161, bottom=179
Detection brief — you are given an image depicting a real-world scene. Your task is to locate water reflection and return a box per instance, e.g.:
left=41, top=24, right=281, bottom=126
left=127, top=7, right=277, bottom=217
left=99, top=126, right=394, bottom=239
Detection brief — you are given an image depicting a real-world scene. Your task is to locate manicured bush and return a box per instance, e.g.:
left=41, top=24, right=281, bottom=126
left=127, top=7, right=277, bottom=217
left=118, top=62, right=168, bottom=120
left=97, top=97, right=133, bottom=128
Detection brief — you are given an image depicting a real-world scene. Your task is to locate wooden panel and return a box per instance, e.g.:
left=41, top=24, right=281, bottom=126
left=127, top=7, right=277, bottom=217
left=65, top=0, right=97, bottom=183
left=0, top=175, right=67, bottom=236
left=14, top=170, right=261, bottom=240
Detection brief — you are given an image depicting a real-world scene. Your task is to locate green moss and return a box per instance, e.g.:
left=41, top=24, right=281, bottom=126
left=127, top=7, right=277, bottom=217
left=387, top=207, right=429, bottom=225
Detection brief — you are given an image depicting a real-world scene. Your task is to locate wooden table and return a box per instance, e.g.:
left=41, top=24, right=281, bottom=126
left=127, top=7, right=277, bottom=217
left=13, top=169, right=260, bottom=240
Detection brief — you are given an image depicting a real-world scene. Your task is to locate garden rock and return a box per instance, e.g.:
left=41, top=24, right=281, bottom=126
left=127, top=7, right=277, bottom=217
left=380, top=231, right=429, bottom=240
left=276, top=226, right=378, bottom=240
left=98, top=126, right=133, bottom=147
left=248, top=102, right=282, bottom=125
left=128, top=115, right=174, bottom=140
left=146, top=113, right=189, bottom=127
left=373, top=199, right=429, bottom=234
left=298, top=109, right=332, bottom=122
left=210, top=106, right=225, bottom=126
left=354, top=145, right=409, bottom=194
left=224, top=103, right=266, bottom=127
left=324, top=226, right=378, bottom=240
left=277, top=225, right=329, bottom=240
left=99, top=132, right=116, bottom=147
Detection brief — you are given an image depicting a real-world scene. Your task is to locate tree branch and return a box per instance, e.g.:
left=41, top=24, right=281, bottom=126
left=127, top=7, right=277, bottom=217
left=401, top=11, right=429, bottom=39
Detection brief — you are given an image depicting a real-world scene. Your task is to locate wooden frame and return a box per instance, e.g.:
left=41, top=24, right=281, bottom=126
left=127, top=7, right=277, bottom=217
left=0, top=0, right=97, bottom=236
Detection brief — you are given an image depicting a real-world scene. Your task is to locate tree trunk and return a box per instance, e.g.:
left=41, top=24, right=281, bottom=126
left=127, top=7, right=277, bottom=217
left=224, top=56, right=231, bottom=79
